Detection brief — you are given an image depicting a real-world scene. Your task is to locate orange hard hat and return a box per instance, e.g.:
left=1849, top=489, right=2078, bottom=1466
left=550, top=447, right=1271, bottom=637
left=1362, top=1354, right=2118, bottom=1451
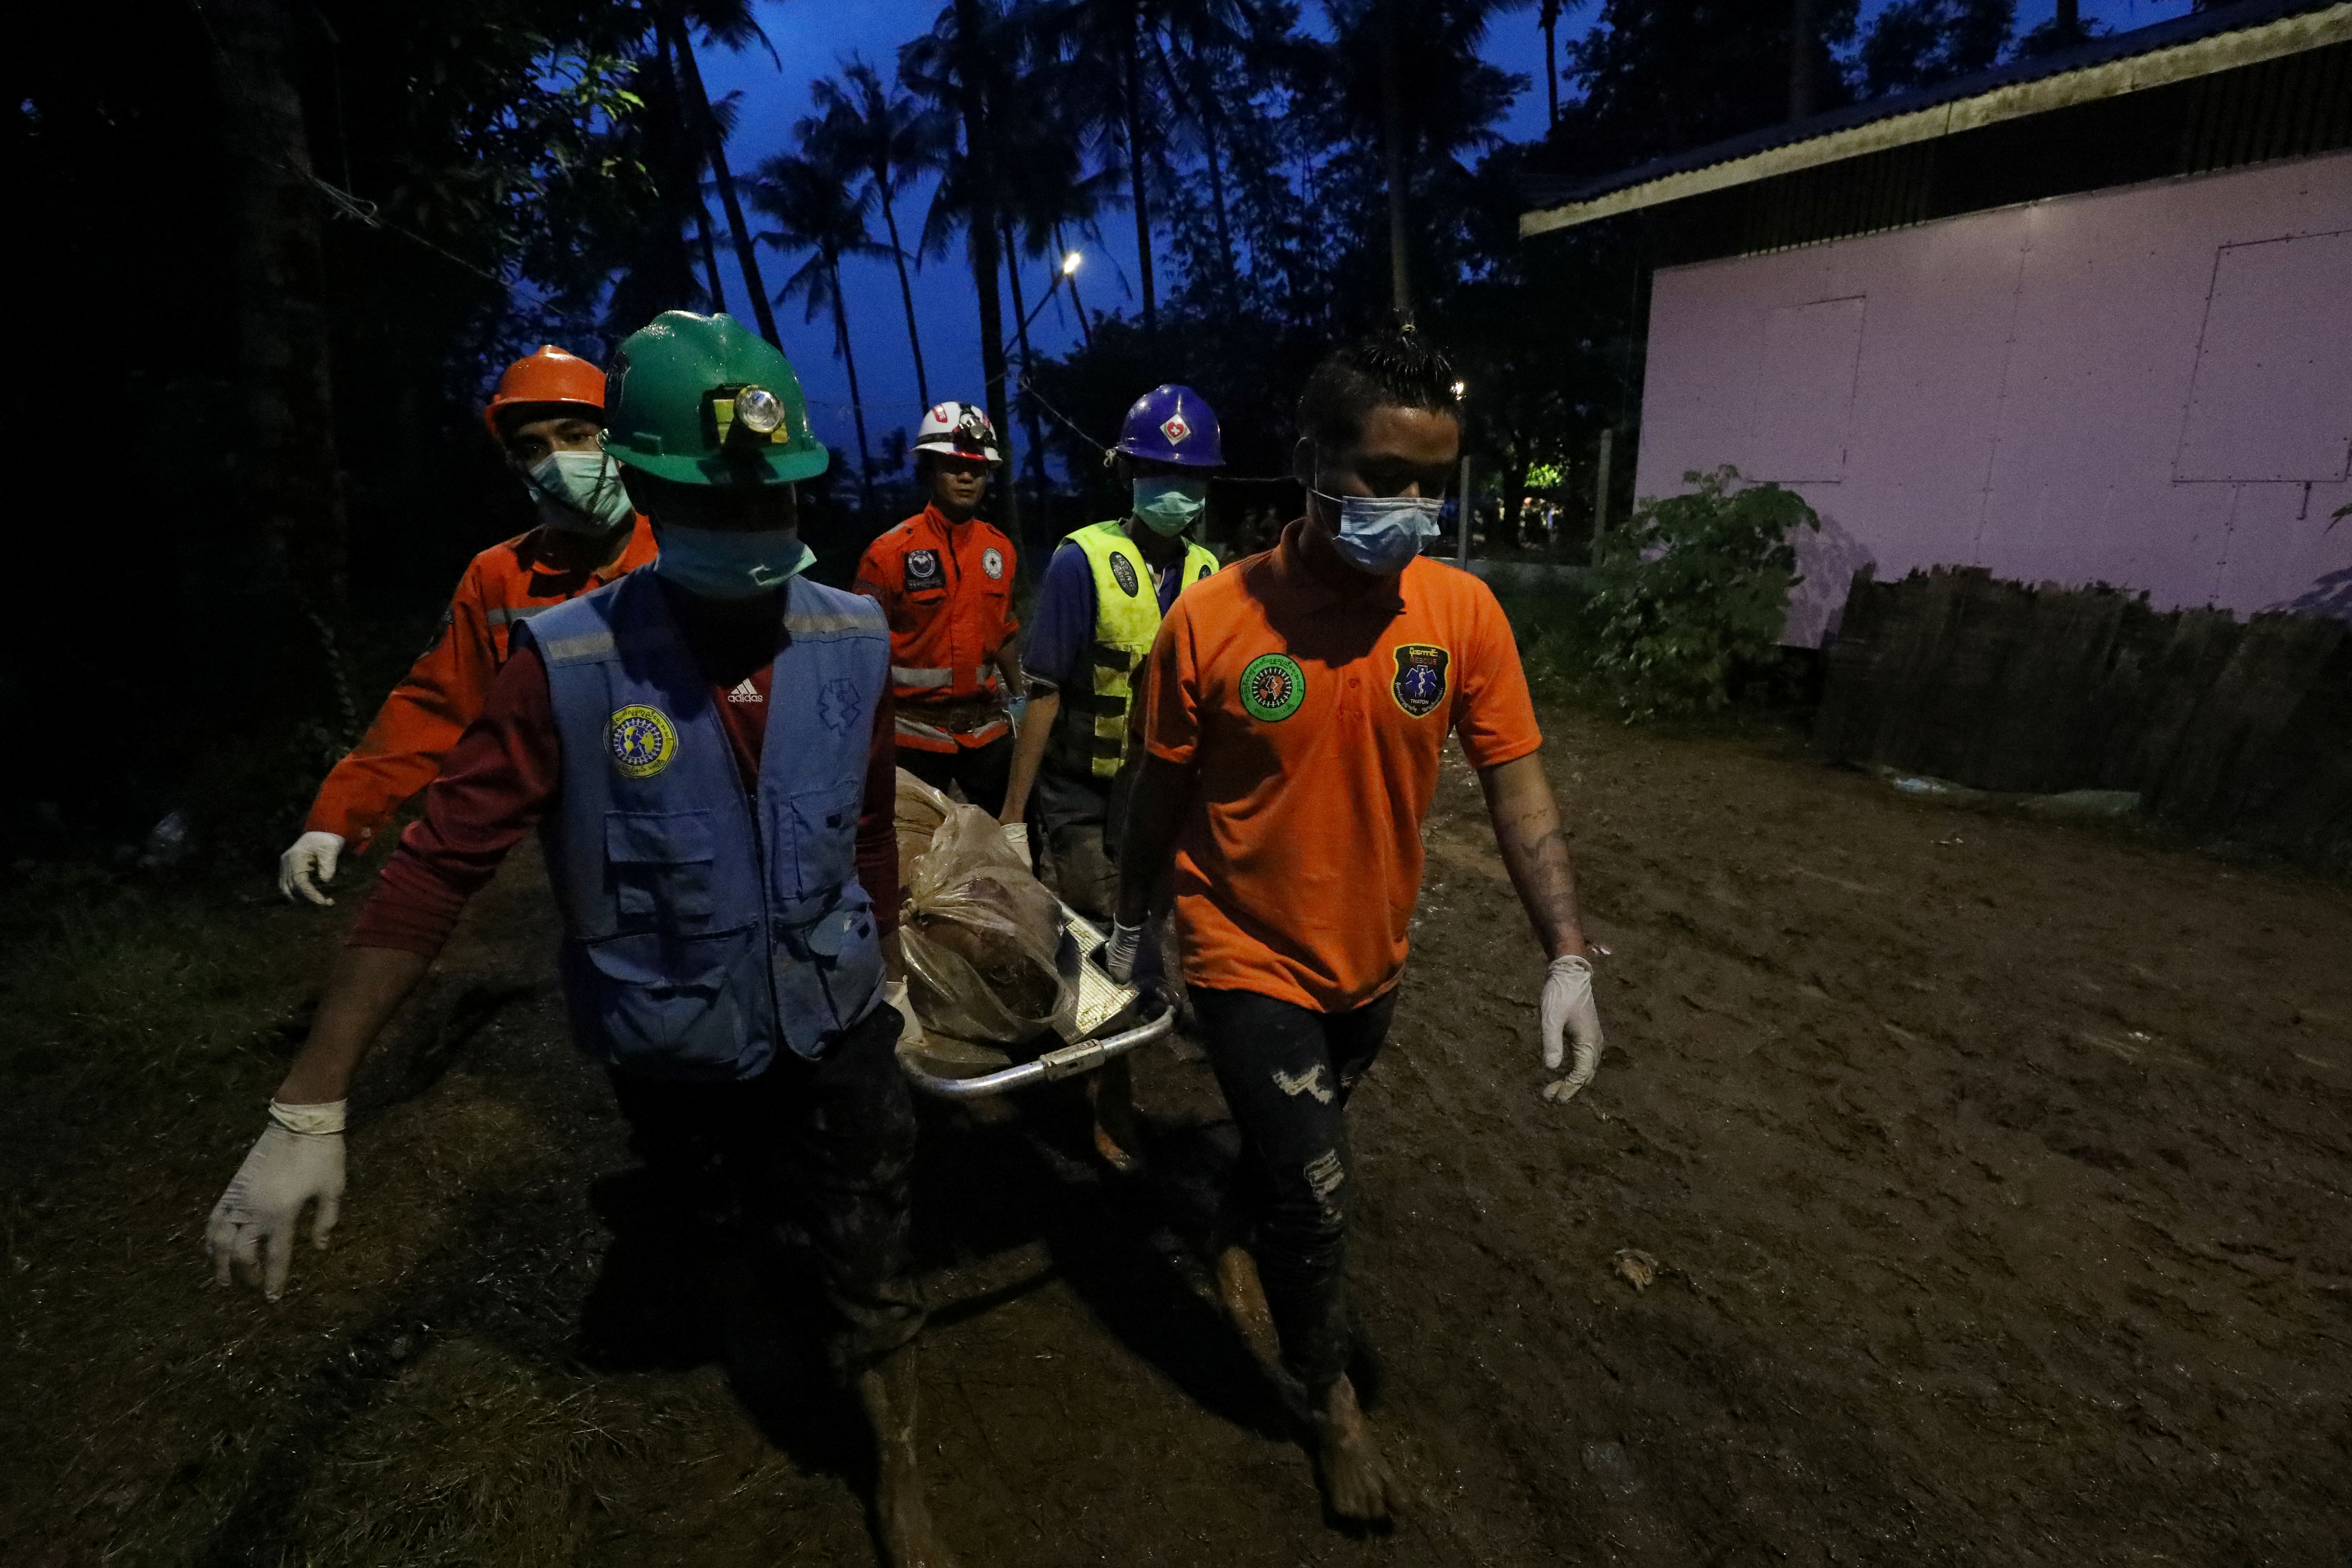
left=482, top=344, right=606, bottom=439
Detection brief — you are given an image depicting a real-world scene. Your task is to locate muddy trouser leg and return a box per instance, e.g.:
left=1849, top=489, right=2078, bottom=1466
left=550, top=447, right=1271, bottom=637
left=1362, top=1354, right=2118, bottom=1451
left=948, top=733, right=1015, bottom=819
left=766, top=1002, right=927, bottom=1381
left=606, top=1069, right=750, bottom=1252
left=1037, top=770, right=1118, bottom=919
left=1191, top=985, right=1401, bottom=1396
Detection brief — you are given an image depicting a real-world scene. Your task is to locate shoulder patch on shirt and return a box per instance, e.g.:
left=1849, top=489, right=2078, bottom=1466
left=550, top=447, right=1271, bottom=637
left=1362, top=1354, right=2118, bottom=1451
left=904, top=548, right=942, bottom=588
left=982, top=546, right=1004, bottom=580
left=1391, top=644, right=1450, bottom=718
left=1109, top=552, right=1141, bottom=598
left=1240, top=652, right=1306, bottom=723
left=607, top=704, right=678, bottom=778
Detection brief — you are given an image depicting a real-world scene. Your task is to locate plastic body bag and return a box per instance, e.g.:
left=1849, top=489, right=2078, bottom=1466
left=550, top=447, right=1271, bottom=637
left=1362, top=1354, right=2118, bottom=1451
left=895, top=771, right=1074, bottom=1044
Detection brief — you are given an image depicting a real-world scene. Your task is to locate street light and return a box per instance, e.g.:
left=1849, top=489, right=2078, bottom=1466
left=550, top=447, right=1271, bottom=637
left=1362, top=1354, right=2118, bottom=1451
left=1008, top=251, right=1086, bottom=349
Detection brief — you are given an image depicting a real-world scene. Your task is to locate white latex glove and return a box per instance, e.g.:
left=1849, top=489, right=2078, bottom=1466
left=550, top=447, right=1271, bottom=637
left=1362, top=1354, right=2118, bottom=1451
left=883, top=979, right=925, bottom=1051
left=1539, top=954, right=1604, bottom=1104
left=278, top=831, right=347, bottom=906
left=206, top=1101, right=347, bottom=1299
left=1102, top=920, right=1146, bottom=985
left=1001, top=821, right=1031, bottom=869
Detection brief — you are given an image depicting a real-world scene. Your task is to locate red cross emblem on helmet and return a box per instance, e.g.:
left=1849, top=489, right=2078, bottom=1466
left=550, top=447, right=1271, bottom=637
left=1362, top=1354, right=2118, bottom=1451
left=1161, top=409, right=1191, bottom=445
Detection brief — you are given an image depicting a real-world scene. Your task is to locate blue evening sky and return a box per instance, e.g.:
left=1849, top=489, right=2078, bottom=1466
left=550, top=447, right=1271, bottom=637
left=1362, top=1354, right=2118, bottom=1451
left=693, top=0, right=2194, bottom=462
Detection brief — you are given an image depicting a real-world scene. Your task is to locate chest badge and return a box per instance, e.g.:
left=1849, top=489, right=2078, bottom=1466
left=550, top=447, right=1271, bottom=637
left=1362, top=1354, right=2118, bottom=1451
left=607, top=704, right=679, bottom=778
left=904, top=548, right=942, bottom=588
left=1108, top=551, right=1141, bottom=598
left=1239, top=652, right=1306, bottom=722
left=982, top=546, right=1004, bottom=580
left=1391, top=644, right=1450, bottom=718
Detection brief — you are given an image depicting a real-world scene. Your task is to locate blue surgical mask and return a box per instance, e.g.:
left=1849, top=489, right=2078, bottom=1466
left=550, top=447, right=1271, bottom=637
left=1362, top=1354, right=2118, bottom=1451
left=525, top=450, right=635, bottom=535
left=653, top=524, right=814, bottom=599
left=1132, top=476, right=1208, bottom=537
left=1313, top=489, right=1443, bottom=575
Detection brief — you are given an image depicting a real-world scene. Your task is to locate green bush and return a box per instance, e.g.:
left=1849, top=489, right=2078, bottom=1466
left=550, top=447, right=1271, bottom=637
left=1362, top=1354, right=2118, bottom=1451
left=1588, top=465, right=1818, bottom=718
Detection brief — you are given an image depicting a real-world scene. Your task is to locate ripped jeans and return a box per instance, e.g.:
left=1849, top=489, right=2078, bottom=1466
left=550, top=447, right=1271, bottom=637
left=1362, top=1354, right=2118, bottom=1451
left=1191, top=984, right=1401, bottom=1395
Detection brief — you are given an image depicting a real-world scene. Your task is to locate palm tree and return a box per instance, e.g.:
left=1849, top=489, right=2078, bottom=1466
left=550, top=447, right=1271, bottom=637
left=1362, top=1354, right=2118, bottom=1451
left=1539, top=0, right=1563, bottom=127
left=804, top=58, right=950, bottom=410
left=751, top=152, right=880, bottom=513
left=901, top=0, right=1023, bottom=540
left=662, top=1, right=782, bottom=346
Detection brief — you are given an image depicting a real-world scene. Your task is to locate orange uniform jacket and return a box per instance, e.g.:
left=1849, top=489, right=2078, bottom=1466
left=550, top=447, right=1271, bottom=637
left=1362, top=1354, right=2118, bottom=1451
left=303, top=517, right=659, bottom=848
left=853, top=505, right=1020, bottom=754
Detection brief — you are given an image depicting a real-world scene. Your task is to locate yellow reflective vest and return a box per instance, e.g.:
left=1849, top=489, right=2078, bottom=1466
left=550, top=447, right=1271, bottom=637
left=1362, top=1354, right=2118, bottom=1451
left=1054, top=519, right=1218, bottom=778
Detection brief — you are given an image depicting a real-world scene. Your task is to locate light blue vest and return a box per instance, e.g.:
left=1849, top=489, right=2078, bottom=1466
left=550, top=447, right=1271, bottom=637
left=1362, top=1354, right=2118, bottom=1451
left=519, top=569, right=890, bottom=1080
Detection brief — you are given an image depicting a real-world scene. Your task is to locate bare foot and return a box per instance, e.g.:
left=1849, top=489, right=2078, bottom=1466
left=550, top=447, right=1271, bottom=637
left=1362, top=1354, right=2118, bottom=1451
left=1214, top=1242, right=1286, bottom=1380
left=1087, top=1058, right=1142, bottom=1175
left=1314, top=1374, right=1405, bottom=1526
left=856, top=1347, right=960, bottom=1568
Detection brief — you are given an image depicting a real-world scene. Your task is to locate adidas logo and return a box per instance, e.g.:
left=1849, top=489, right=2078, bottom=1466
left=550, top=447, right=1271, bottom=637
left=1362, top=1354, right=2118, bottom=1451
left=727, top=678, right=762, bottom=704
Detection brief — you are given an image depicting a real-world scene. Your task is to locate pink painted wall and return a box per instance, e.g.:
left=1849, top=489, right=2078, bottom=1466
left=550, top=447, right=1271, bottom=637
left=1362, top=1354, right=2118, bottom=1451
left=1633, top=150, right=2352, bottom=645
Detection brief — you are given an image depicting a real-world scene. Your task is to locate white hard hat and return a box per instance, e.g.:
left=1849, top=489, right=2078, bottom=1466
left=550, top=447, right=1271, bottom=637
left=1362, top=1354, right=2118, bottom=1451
left=912, top=400, right=1003, bottom=463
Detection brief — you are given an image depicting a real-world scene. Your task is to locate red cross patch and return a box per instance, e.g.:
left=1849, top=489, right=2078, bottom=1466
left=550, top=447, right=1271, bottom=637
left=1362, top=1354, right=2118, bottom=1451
left=1161, top=410, right=1190, bottom=445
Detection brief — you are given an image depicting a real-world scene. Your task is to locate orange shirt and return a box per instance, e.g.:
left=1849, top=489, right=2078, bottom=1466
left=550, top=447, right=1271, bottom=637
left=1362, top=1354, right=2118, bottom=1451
left=854, top=504, right=1021, bottom=753
left=303, top=517, right=657, bottom=847
left=1143, top=520, right=1543, bottom=1012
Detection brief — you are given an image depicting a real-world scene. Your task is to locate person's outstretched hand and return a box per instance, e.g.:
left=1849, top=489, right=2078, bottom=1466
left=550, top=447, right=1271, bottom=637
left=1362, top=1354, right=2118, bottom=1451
left=277, top=831, right=346, bottom=906
left=1539, top=954, right=1603, bottom=1104
left=206, top=1102, right=347, bottom=1299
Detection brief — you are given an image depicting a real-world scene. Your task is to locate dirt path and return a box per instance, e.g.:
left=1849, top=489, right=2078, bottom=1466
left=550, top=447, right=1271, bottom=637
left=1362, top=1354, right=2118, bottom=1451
left=5, top=707, right=2350, bottom=1566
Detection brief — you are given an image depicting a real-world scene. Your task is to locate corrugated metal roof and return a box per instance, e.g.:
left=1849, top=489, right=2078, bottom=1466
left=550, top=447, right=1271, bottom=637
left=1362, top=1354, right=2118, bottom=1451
left=1521, top=0, right=2352, bottom=236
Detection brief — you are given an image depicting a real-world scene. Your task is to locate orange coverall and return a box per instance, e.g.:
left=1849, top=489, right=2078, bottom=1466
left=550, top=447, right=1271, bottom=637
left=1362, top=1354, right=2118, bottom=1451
left=853, top=505, right=1021, bottom=754
left=303, top=517, right=658, bottom=848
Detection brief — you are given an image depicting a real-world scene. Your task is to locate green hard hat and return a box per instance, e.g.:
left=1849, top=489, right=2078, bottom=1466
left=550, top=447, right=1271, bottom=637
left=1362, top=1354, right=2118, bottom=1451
left=601, top=311, right=829, bottom=486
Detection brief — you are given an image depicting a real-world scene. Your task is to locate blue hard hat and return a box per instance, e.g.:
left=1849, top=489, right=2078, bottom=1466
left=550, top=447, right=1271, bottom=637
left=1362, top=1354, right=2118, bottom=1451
left=1115, top=384, right=1223, bottom=468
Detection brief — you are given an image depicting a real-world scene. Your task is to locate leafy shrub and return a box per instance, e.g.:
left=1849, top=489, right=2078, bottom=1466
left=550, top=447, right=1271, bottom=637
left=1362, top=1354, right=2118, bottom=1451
left=1588, top=465, right=1818, bottom=717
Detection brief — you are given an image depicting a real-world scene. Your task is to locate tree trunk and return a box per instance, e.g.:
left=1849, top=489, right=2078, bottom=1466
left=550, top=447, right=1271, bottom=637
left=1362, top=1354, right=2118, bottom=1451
left=1380, top=0, right=1412, bottom=324
left=658, top=30, right=727, bottom=312
left=1002, top=218, right=1052, bottom=527
left=828, top=259, right=875, bottom=517
left=1542, top=13, right=1559, bottom=127
left=1125, top=11, right=1156, bottom=341
left=1788, top=0, right=1818, bottom=120
left=954, top=0, right=1020, bottom=541
left=879, top=188, right=929, bottom=408
left=667, top=11, right=782, bottom=346
left=211, top=0, right=345, bottom=626
left=1202, top=113, right=1236, bottom=301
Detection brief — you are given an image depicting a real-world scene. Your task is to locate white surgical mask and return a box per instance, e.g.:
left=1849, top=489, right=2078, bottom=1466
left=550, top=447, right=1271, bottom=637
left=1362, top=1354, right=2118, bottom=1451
left=1312, top=488, right=1443, bottom=574
left=525, top=450, right=635, bottom=535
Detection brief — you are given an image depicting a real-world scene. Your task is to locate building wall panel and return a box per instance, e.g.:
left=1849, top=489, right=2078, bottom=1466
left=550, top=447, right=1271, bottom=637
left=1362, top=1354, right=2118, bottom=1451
left=1632, top=150, right=2352, bottom=644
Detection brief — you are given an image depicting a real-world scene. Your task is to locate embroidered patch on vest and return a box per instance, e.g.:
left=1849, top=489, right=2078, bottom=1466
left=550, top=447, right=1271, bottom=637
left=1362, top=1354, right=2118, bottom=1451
left=1108, top=552, right=1141, bottom=597
left=904, top=548, right=942, bottom=588
left=982, top=547, right=1004, bottom=580
left=1239, top=653, right=1306, bottom=722
left=607, top=704, right=678, bottom=778
left=819, top=678, right=863, bottom=735
left=1391, top=643, right=1451, bottom=718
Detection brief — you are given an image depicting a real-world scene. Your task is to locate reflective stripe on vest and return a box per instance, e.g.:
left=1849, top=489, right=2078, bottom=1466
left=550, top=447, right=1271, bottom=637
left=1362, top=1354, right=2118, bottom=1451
left=1055, top=521, right=1218, bottom=779
left=521, top=571, right=890, bottom=1078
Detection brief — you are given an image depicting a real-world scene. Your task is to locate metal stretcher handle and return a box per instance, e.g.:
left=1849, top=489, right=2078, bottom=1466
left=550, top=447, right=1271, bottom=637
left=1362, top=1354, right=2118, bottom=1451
left=903, top=1008, right=1175, bottom=1101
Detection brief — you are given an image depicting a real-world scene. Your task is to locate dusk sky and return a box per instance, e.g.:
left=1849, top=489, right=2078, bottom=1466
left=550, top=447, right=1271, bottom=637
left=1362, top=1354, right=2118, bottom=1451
left=694, top=0, right=2198, bottom=467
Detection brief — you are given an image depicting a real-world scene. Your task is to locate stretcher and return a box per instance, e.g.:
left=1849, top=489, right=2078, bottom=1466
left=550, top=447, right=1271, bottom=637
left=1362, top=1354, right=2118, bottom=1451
left=897, top=903, right=1175, bottom=1100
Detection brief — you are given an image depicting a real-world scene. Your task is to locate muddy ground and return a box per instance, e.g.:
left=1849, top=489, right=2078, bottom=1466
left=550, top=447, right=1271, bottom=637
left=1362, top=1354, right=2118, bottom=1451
left=4, top=705, right=2351, bottom=1566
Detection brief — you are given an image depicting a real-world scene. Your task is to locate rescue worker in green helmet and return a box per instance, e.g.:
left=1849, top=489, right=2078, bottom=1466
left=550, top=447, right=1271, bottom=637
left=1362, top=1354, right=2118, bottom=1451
left=1001, top=384, right=1223, bottom=1170
left=200, top=313, right=960, bottom=1568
